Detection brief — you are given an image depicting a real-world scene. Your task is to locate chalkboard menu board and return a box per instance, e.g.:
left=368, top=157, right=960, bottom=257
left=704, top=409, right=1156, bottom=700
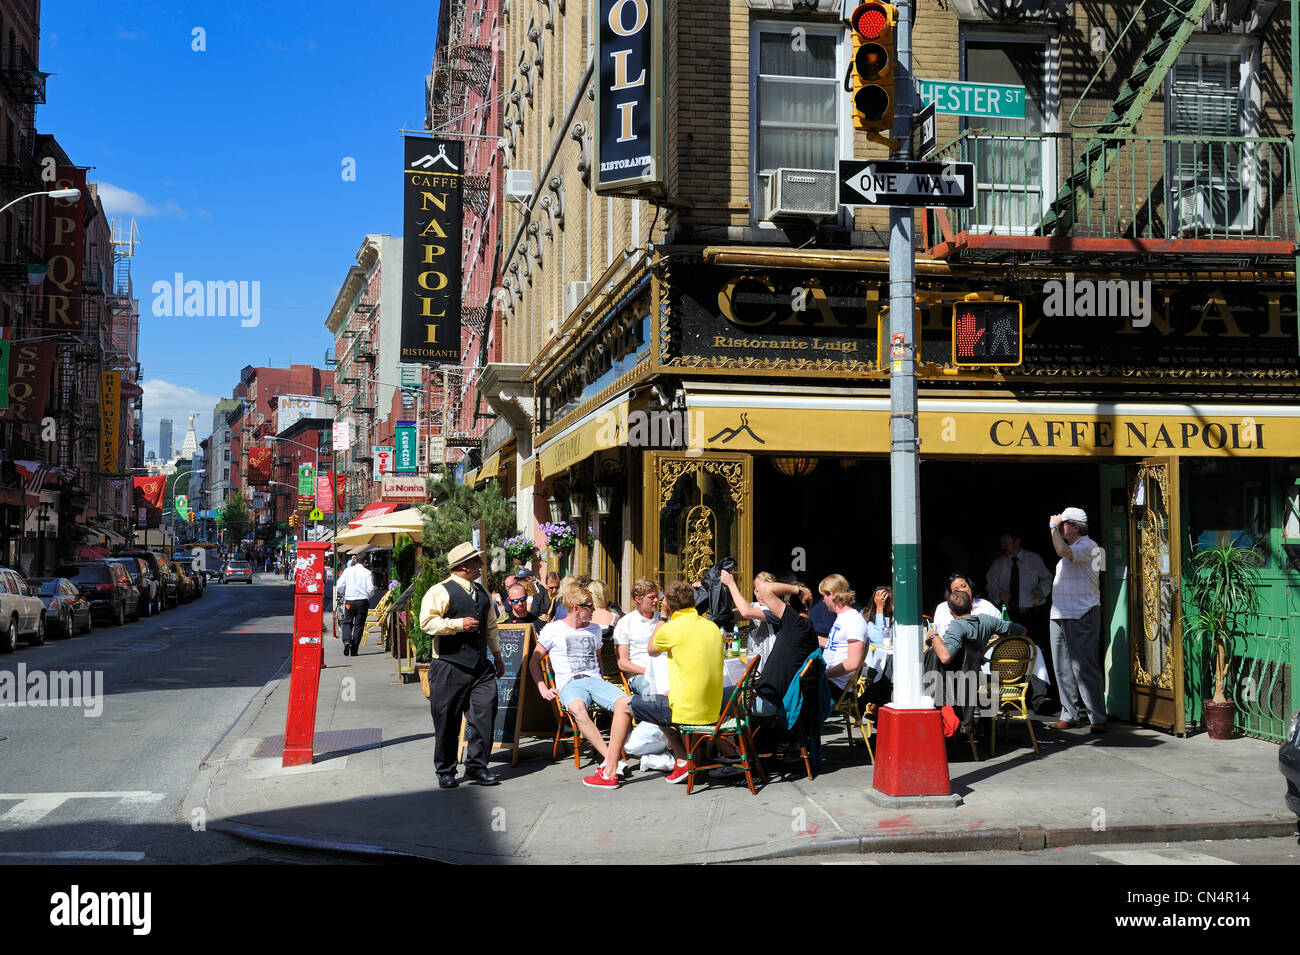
left=493, top=624, right=533, bottom=761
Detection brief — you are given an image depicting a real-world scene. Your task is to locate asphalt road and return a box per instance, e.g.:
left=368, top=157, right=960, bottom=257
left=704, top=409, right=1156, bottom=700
left=0, top=572, right=349, bottom=864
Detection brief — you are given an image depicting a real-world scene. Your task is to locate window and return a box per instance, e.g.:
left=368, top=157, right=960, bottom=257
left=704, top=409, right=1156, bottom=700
left=223, top=449, right=230, bottom=462
left=964, top=39, right=1053, bottom=234
left=752, top=24, right=842, bottom=222
left=1167, top=46, right=1258, bottom=233
left=223, top=468, right=229, bottom=481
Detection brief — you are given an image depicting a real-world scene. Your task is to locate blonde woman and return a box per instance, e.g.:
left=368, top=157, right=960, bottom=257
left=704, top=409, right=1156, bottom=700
left=718, top=570, right=779, bottom=667
left=549, top=575, right=580, bottom=623
left=589, top=580, right=621, bottom=640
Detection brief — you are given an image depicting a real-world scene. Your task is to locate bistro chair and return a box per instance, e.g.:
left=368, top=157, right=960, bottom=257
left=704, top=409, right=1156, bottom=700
left=598, top=636, right=632, bottom=696
left=828, top=655, right=874, bottom=761
left=985, top=635, right=1039, bottom=756
left=538, top=652, right=624, bottom=769
left=679, top=655, right=766, bottom=795
left=361, top=589, right=394, bottom=649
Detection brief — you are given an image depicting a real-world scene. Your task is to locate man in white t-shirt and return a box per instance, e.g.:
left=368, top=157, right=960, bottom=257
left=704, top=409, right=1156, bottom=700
left=613, top=577, right=661, bottom=695
left=931, top=574, right=1000, bottom=637
left=819, top=574, right=867, bottom=691
left=529, top=585, right=631, bottom=764
left=1047, top=507, right=1106, bottom=733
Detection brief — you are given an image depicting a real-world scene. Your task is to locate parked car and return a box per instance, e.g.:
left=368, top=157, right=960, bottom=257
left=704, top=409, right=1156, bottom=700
left=118, top=550, right=169, bottom=614
left=223, top=559, right=254, bottom=584
left=174, top=553, right=205, bottom=597
left=1282, top=708, right=1300, bottom=823
left=206, top=559, right=225, bottom=582
left=57, top=561, right=140, bottom=626
left=30, top=577, right=92, bottom=637
left=171, top=560, right=198, bottom=603
left=108, top=556, right=156, bottom=618
left=0, top=566, right=47, bottom=651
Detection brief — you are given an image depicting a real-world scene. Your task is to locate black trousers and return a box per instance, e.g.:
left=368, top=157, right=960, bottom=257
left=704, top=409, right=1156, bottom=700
left=428, top=656, right=498, bottom=775
left=345, top=598, right=369, bottom=649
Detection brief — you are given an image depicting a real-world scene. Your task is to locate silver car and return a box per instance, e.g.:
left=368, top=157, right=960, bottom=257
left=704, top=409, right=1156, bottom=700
left=223, top=560, right=254, bottom=584
left=0, top=566, right=48, bottom=652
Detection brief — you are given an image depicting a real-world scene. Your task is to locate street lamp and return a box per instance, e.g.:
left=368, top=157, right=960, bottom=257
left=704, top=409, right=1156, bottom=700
left=0, top=187, right=81, bottom=217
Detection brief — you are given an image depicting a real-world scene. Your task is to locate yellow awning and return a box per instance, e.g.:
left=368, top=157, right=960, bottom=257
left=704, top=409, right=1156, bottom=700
left=538, top=395, right=630, bottom=479
left=519, top=457, right=537, bottom=487
left=477, top=452, right=501, bottom=481
left=683, top=392, right=1300, bottom=458
left=461, top=467, right=479, bottom=486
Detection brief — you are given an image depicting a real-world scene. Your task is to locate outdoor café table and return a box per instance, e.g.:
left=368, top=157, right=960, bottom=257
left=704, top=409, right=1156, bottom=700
left=865, top=643, right=893, bottom=682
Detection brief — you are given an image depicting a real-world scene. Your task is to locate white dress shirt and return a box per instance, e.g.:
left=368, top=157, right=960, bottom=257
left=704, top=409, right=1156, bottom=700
left=337, top=564, right=376, bottom=602
left=986, top=549, right=1053, bottom=609
left=1050, top=535, right=1102, bottom=619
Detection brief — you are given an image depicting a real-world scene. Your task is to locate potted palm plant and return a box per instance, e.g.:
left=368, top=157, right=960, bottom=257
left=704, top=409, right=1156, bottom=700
left=1185, top=537, right=1262, bottom=740
left=407, top=561, right=439, bottom=698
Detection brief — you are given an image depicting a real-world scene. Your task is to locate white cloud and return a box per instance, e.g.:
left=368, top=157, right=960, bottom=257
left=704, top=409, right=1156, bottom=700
left=141, top=379, right=220, bottom=460
left=97, top=182, right=187, bottom=218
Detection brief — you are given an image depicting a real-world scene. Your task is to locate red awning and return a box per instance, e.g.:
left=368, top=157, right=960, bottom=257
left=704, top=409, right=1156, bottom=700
left=349, top=502, right=400, bottom=528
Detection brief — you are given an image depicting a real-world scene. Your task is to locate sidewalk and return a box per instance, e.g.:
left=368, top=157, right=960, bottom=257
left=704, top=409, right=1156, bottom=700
left=185, top=610, right=1297, bottom=864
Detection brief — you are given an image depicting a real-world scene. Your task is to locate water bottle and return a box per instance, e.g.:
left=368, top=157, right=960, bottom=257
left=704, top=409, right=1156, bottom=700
left=1000, top=602, right=1010, bottom=622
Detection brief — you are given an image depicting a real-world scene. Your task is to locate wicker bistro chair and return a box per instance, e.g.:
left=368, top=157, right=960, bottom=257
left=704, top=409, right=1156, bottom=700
left=985, top=635, right=1039, bottom=756
left=538, top=652, right=626, bottom=769
left=598, top=636, right=632, bottom=696
left=828, top=655, right=874, bottom=761
left=679, top=655, right=767, bottom=795
left=361, top=589, right=394, bottom=649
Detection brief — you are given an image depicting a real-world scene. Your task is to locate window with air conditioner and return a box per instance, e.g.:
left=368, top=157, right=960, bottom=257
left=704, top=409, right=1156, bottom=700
left=751, top=22, right=845, bottom=225
left=964, top=38, right=1055, bottom=235
left=1166, top=45, right=1259, bottom=235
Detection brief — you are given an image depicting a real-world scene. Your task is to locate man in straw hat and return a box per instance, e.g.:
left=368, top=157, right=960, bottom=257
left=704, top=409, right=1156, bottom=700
left=419, top=541, right=506, bottom=788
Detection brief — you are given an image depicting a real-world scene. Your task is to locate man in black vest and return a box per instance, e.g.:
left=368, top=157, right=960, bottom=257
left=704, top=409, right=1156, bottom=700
left=419, top=541, right=505, bottom=789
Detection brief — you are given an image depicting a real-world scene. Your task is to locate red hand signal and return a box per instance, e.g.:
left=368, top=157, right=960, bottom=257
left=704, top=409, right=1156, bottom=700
left=955, top=309, right=985, bottom=357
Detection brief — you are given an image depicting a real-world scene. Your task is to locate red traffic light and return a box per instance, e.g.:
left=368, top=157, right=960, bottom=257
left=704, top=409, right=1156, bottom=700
left=853, top=2, right=889, bottom=39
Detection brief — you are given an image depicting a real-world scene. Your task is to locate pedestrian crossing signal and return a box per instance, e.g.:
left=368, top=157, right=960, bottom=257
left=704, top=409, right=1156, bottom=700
left=951, top=300, right=1022, bottom=367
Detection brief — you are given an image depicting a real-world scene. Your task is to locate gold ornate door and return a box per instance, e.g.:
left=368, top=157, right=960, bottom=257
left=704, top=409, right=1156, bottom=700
left=1128, top=457, right=1185, bottom=733
left=641, top=452, right=752, bottom=591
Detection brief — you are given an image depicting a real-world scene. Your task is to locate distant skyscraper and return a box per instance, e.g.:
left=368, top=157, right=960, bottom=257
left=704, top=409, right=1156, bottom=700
left=180, top=414, right=199, bottom=459
left=159, top=418, right=174, bottom=460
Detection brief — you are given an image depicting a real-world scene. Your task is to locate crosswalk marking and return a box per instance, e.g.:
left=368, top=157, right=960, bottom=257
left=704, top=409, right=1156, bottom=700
left=0, top=791, right=167, bottom=827
left=1094, top=848, right=1237, bottom=865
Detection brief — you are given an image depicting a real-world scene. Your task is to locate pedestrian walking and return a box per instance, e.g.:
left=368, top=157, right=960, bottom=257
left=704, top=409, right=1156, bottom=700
left=419, top=542, right=505, bottom=789
left=1046, top=508, right=1107, bottom=733
left=336, top=556, right=376, bottom=656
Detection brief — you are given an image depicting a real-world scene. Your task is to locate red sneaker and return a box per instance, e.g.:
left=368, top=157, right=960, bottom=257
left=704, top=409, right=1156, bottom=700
left=582, top=768, right=619, bottom=790
left=665, top=761, right=690, bottom=784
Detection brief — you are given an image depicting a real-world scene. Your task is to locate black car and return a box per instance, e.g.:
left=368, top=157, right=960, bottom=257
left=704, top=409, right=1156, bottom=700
left=117, top=550, right=169, bottom=614
left=56, top=561, right=140, bottom=626
left=30, top=577, right=93, bottom=637
left=108, top=557, right=155, bottom=618
left=1281, top=708, right=1300, bottom=822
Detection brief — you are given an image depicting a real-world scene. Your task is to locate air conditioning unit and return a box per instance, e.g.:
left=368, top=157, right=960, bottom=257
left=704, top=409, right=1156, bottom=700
left=505, top=169, right=534, bottom=202
left=764, top=168, right=838, bottom=221
left=566, top=281, right=590, bottom=316
left=463, top=226, right=474, bottom=244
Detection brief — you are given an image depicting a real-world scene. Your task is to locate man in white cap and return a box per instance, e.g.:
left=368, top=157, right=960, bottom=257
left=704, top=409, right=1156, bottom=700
left=1047, top=507, right=1107, bottom=733
left=420, top=541, right=506, bottom=788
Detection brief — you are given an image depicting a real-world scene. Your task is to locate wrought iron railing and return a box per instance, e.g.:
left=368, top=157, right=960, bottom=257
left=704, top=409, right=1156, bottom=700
left=928, top=130, right=1297, bottom=246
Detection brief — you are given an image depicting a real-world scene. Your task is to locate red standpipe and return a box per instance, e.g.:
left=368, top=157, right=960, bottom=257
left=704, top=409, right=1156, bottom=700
left=283, top=539, right=331, bottom=767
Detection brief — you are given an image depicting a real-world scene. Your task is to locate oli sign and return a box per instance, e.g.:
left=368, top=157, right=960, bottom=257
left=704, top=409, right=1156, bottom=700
left=597, top=0, right=661, bottom=193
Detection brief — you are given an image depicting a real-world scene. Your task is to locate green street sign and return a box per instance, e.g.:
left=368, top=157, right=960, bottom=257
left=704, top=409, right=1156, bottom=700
left=309, top=508, right=324, bottom=522
left=917, top=79, right=1026, bottom=119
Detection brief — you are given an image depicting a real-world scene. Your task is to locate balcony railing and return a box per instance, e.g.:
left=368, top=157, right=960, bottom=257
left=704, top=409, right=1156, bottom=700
left=927, top=131, right=1297, bottom=258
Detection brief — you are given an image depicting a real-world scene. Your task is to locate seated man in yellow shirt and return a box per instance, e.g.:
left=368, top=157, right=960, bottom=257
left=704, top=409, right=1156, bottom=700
left=584, top=581, right=724, bottom=789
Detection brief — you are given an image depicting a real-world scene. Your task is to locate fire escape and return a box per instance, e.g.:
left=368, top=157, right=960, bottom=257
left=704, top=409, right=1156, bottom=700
left=927, top=0, right=1295, bottom=269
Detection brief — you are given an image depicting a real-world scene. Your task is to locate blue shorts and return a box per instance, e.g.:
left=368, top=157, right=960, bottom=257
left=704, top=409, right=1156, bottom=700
left=559, top=675, right=628, bottom=712
left=628, top=674, right=650, bottom=695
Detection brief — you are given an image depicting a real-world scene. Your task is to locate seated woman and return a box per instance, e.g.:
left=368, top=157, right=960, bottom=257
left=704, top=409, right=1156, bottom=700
left=860, top=585, right=894, bottom=712
left=590, top=579, right=621, bottom=640
left=930, top=573, right=1000, bottom=636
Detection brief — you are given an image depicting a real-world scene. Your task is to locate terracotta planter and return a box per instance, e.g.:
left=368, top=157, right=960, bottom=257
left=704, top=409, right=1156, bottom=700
left=416, top=662, right=431, bottom=699
left=1203, top=699, right=1235, bottom=739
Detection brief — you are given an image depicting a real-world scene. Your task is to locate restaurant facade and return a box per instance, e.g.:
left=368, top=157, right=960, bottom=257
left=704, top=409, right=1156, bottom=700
left=483, top=0, right=1300, bottom=739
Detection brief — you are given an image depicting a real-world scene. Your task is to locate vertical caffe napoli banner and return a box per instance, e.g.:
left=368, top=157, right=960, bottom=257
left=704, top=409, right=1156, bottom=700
left=401, top=137, right=463, bottom=364
left=246, top=446, right=273, bottom=485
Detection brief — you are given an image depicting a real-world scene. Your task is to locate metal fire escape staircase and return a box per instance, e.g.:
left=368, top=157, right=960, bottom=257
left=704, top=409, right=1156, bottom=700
left=1037, top=0, right=1214, bottom=238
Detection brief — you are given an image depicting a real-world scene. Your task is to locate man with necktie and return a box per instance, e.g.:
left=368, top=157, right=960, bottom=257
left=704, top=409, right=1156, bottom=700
left=987, top=531, right=1056, bottom=710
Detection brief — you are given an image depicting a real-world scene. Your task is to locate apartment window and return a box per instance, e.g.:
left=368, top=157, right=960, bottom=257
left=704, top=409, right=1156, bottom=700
left=964, top=39, right=1052, bottom=234
left=223, top=469, right=229, bottom=481
left=752, top=23, right=842, bottom=222
left=1167, top=47, right=1258, bottom=233
left=224, top=449, right=230, bottom=462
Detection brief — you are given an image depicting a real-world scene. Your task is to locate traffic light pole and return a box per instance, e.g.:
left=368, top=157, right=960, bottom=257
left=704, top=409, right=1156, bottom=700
left=874, top=0, right=957, bottom=802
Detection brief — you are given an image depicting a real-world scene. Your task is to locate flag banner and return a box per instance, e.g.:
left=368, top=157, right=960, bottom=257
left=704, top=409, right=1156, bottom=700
left=44, top=167, right=86, bottom=330
left=247, top=446, right=273, bottom=485
left=174, top=495, right=190, bottom=521
left=315, top=473, right=334, bottom=514
left=394, top=421, right=417, bottom=473
left=99, top=371, right=121, bottom=474
left=0, top=340, right=56, bottom=423
left=401, top=137, right=463, bottom=365
left=297, top=462, right=316, bottom=496
left=336, top=472, right=348, bottom=510
left=134, top=475, right=165, bottom=528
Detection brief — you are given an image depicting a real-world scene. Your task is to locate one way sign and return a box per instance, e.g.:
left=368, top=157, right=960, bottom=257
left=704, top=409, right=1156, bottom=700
left=838, top=159, right=975, bottom=208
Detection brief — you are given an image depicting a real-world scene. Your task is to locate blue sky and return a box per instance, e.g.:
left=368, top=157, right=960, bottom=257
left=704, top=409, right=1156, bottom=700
left=40, top=1, right=440, bottom=457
